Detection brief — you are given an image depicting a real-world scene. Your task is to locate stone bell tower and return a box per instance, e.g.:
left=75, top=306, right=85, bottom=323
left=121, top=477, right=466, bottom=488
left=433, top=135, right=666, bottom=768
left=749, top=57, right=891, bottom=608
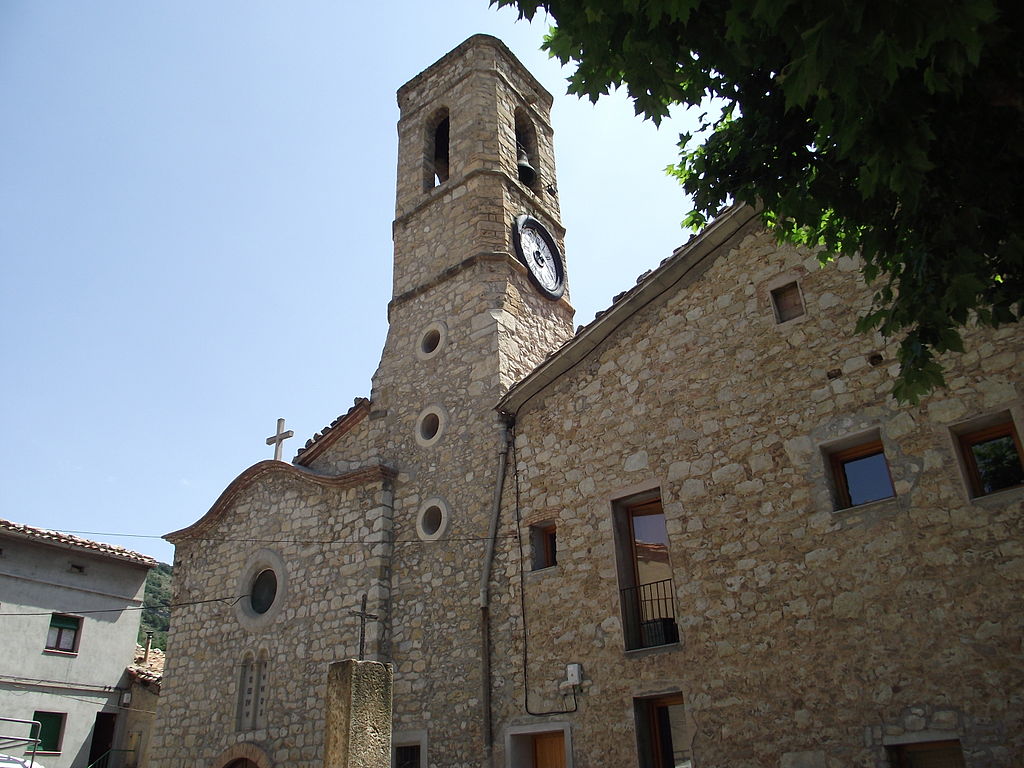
left=368, top=35, right=574, bottom=764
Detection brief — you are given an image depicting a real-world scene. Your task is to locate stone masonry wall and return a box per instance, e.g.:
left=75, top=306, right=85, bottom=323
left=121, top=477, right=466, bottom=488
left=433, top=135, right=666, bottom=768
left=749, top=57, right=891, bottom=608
left=487, top=227, right=1023, bottom=768
left=149, top=468, right=393, bottom=768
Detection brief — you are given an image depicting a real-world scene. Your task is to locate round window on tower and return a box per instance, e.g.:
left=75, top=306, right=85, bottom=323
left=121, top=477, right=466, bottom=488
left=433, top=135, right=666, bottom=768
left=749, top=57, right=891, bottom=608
left=415, top=321, right=447, bottom=361
left=416, top=497, right=450, bottom=541
left=235, top=549, right=288, bottom=629
left=415, top=405, right=447, bottom=448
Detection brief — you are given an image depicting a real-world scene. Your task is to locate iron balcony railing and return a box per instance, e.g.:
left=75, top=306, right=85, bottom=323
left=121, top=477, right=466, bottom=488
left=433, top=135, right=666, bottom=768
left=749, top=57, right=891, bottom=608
left=620, top=578, right=679, bottom=649
left=87, top=748, right=134, bottom=768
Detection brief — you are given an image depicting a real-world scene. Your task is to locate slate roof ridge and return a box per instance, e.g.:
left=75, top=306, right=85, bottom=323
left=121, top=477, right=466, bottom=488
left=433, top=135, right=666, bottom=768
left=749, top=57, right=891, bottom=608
left=0, top=518, right=157, bottom=567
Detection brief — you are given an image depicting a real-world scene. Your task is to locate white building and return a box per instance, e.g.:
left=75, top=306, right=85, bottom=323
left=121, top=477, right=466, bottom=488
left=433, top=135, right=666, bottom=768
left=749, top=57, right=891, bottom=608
left=0, top=520, right=155, bottom=768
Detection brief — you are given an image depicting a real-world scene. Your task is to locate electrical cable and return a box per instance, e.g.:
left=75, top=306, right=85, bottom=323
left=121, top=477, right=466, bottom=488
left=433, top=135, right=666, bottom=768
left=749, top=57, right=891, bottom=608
left=511, top=420, right=577, bottom=717
left=51, top=530, right=517, bottom=546
left=0, top=594, right=247, bottom=617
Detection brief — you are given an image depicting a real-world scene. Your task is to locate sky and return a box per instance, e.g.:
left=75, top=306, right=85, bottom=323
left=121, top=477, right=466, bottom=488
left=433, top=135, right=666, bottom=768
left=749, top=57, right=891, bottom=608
left=1, top=1, right=701, bottom=564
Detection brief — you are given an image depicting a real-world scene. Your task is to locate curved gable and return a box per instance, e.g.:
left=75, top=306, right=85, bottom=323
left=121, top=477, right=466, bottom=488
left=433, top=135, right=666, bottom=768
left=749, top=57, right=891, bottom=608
left=164, top=460, right=395, bottom=544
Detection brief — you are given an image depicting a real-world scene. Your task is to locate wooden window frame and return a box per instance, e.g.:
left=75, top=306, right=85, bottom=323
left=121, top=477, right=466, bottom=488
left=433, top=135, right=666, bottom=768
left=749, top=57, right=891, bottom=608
left=530, top=522, right=557, bottom=570
left=957, top=420, right=1024, bottom=497
left=45, top=614, right=81, bottom=654
left=828, top=439, right=895, bottom=509
left=770, top=281, right=805, bottom=323
left=613, top=492, right=678, bottom=651
left=634, top=693, right=686, bottom=768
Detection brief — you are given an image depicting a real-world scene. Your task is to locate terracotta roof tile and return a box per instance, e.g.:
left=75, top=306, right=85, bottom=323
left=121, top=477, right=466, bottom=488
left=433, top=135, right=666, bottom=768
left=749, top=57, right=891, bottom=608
left=129, top=643, right=165, bottom=685
left=294, top=397, right=371, bottom=465
left=0, top=518, right=157, bottom=567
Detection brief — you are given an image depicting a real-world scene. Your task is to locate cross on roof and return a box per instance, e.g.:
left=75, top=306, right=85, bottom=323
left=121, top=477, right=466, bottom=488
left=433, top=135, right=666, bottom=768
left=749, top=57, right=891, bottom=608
left=349, top=594, right=379, bottom=661
left=266, top=418, right=294, bottom=462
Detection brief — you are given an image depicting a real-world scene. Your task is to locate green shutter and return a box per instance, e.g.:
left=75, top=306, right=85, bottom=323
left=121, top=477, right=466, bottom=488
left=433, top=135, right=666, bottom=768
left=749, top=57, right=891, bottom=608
left=49, top=614, right=80, bottom=630
left=31, top=711, right=65, bottom=752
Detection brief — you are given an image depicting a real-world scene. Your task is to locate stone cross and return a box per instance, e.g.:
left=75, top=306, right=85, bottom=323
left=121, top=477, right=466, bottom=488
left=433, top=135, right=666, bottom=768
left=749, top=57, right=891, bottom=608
left=348, top=594, right=379, bottom=661
left=266, top=418, right=294, bottom=461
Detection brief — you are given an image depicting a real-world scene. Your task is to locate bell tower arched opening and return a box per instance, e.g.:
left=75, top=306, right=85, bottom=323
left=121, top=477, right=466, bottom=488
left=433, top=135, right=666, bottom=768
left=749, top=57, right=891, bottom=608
left=514, top=107, right=540, bottom=190
left=424, top=107, right=450, bottom=190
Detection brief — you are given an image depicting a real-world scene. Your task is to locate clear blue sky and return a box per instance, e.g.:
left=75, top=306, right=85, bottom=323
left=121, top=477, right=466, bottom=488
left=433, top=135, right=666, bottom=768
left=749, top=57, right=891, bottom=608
left=1, top=1, right=699, bottom=564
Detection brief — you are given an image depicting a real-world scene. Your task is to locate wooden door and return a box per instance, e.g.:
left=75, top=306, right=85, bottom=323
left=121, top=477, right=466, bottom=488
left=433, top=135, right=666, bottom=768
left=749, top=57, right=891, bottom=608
left=533, top=731, right=566, bottom=768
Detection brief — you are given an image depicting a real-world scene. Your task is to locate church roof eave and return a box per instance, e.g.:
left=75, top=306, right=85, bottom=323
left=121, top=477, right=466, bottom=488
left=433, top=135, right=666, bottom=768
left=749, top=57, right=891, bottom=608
left=294, top=397, right=371, bottom=466
left=164, top=460, right=395, bottom=545
left=497, top=203, right=761, bottom=417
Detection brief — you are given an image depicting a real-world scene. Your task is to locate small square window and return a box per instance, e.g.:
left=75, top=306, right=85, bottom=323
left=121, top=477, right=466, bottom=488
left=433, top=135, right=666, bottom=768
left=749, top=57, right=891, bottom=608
left=31, top=711, right=66, bottom=753
left=887, top=739, right=965, bottom=768
left=770, top=281, right=804, bottom=323
left=46, top=614, right=81, bottom=653
left=957, top=418, right=1024, bottom=497
left=828, top=439, right=895, bottom=509
left=530, top=523, right=557, bottom=570
left=392, top=731, right=426, bottom=768
left=394, top=744, right=421, bottom=768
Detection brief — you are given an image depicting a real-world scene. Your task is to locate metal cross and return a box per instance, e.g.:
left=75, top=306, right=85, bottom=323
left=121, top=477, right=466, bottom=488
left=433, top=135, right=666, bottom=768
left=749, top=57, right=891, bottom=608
left=348, top=594, right=379, bottom=661
left=265, top=418, right=294, bottom=461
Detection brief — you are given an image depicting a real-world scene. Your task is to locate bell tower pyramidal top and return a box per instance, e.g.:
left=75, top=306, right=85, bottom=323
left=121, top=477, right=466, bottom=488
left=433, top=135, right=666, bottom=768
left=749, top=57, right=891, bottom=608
left=390, top=34, right=569, bottom=309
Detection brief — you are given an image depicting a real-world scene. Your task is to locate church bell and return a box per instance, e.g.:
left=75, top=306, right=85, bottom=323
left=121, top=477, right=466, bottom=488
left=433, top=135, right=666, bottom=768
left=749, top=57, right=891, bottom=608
left=517, top=146, right=537, bottom=187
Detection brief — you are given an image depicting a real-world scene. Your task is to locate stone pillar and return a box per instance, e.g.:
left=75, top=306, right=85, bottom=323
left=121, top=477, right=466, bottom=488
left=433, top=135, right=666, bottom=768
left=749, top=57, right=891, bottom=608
left=324, top=660, right=393, bottom=768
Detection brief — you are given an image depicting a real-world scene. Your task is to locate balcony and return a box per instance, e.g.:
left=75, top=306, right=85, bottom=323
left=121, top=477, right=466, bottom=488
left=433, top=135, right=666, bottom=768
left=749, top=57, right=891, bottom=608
left=620, top=578, right=679, bottom=650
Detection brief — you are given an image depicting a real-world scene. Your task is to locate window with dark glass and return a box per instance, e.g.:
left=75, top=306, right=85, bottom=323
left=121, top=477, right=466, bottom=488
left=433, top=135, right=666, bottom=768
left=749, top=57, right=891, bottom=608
left=394, top=744, right=421, bottom=768
left=770, top=281, right=804, bottom=323
left=530, top=522, right=557, bottom=570
left=828, top=439, right=895, bottom=509
left=614, top=493, right=679, bottom=651
left=887, top=739, right=965, bottom=768
left=634, top=694, right=693, bottom=768
left=31, top=711, right=65, bottom=753
left=958, top=419, right=1023, bottom=497
left=46, top=614, right=81, bottom=653
left=250, top=569, right=277, bottom=614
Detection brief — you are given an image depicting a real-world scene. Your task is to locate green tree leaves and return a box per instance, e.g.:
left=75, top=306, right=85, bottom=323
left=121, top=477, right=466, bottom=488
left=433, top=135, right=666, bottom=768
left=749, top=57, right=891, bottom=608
left=496, top=0, right=1023, bottom=402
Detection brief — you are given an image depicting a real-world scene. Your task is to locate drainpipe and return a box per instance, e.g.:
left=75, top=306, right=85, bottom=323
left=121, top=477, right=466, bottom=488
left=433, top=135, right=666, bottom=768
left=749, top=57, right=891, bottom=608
left=144, top=631, right=153, bottom=663
left=479, top=418, right=513, bottom=768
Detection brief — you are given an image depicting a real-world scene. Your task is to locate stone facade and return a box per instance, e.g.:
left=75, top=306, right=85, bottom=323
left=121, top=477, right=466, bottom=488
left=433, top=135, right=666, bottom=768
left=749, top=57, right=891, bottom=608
left=149, top=35, right=1022, bottom=768
left=489, top=207, right=1023, bottom=767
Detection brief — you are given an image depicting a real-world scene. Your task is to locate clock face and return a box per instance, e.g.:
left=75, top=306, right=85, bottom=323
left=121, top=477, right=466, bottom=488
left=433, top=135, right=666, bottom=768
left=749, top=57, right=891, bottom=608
left=512, top=214, right=565, bottom=299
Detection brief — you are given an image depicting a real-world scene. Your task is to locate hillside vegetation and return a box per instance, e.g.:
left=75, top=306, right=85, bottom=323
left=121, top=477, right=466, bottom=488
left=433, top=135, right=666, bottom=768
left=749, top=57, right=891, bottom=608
left=138, top=562, right=172, bottom=650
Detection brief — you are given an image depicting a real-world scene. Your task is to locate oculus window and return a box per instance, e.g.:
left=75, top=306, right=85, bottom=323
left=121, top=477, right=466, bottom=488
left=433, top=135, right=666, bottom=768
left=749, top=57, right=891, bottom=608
left=250, top=570, right=278, bottom=615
